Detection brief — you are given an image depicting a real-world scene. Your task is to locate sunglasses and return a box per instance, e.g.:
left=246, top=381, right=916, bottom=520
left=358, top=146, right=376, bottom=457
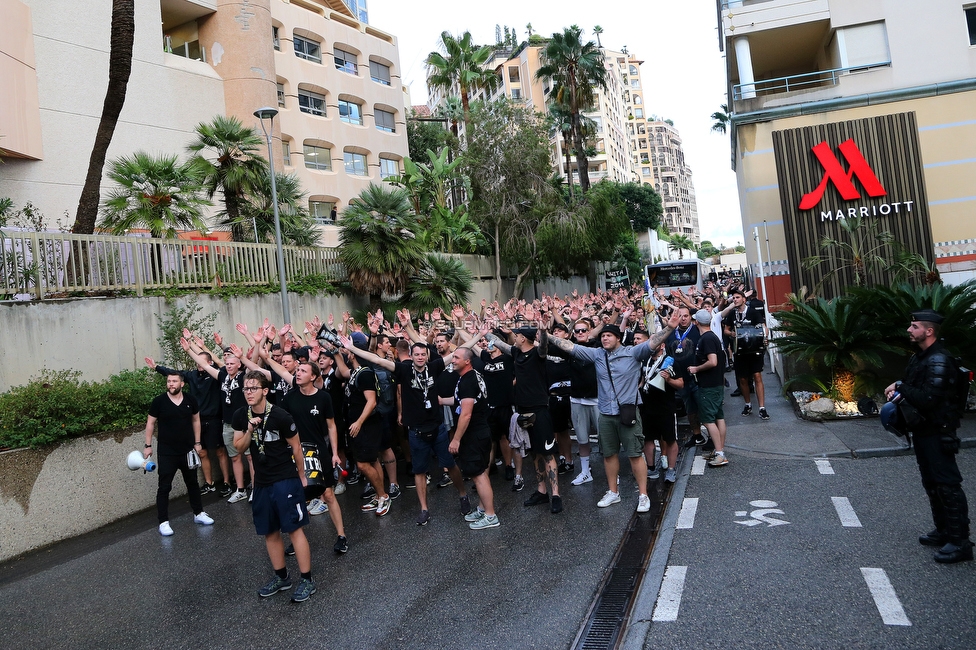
left=574, top=329, right=589, bottom=334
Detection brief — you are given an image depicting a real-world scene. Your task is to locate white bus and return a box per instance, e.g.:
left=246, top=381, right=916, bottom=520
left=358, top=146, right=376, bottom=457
left=644, top=259, right=711, bottom=295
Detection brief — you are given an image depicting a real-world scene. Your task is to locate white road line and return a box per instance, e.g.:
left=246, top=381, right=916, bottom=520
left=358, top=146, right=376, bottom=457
left=652, top=565, right=688, bottom=621
left=676, top=498, right=699, bottom=529
left=691, top=457, right=706, bottom=475
left=861, top=568, right=912, bottom=626
left=815, top=459, right=835, bottom=475
left=831, top=497, right=863, bottom=527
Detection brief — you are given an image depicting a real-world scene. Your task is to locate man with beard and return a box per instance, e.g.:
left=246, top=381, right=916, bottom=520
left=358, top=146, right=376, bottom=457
left=144, top=373, right=214, bottom=536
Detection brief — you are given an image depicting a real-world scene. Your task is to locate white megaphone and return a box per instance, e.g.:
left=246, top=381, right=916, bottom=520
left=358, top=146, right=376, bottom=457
left=649, top=372, right=667, bottom=392
left=127, top=450, right=157, bottom=472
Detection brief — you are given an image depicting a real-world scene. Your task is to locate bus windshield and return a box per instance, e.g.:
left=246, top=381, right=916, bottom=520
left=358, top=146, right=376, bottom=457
left=646, top=262, right=700, bottom=288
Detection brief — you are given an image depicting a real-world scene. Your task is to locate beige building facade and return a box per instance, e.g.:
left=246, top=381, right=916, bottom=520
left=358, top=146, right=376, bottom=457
left=720, top=0, right=976, bottom=306
left=0, top=0, right=408, bottom=246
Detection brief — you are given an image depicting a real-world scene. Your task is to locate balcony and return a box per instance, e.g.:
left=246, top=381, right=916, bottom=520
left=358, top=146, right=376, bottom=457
left=719, top=0, right=830, bottom=38
left=733, top=62, right=891, bottom=100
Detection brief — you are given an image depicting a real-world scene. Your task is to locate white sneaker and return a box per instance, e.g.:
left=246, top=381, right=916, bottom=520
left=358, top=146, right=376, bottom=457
left=637, top=494, right=651, bottom=513
left=309, top=501, right=329, bottom=516
left=597, top=491, right=621, bottom=508
left=227, top=489, right=247, bottom=504
left=571, top=471, right=593, bottom=486
left=334, top=482, right=346, bottom=495
left=159, top=521, right=174, bottom=536
left=193, top=511, right=214, bottom=525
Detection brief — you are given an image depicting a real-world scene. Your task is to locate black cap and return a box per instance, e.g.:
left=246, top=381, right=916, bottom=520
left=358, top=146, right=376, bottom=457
left=512, top=327, right=537, bottom=342
left=601, top=324, right=623, bottom=339
left=911, top=309, right=944, bottom=325
left=552, top=322, right=570, bottom=334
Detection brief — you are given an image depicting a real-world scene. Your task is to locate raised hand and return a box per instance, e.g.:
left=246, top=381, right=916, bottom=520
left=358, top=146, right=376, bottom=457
left=236, top=323, right=249, bottom=338
left=144, top=357, right=156, bottom=369
left=179, top=337, right=190, bottom=352
left=183, top=328, right=193, bottom=340
left=229, top=343, right=244, bottom=358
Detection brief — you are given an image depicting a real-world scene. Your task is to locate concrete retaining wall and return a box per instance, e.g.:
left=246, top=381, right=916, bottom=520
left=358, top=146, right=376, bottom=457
left=0, top=427, right=188, bottom=562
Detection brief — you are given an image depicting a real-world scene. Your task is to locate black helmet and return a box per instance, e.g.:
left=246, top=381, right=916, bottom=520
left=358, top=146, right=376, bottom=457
left=879, top=401, right=906, bottom=437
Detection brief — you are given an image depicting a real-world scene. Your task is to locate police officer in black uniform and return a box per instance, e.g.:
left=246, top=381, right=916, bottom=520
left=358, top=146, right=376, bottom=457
left=885, top=309, right=972, bottom=563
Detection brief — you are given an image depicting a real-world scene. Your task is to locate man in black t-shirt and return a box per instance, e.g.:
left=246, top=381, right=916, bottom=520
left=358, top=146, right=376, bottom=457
left=144, top=373, right=213, bottom=536
left=723, top=289, right=769, bottom=420
left=450, top=348, right=500, bottom=530
left=635, top=331, right=681, bottom=484
left=688, top=310, right=728, bottom=467
left=473, top=341, right=516, bottom=484
left=232, top=371, right=315, bottom=603
left=547, top=323, right=575, bottom=476
left=281, top=362, right=348, bottom=554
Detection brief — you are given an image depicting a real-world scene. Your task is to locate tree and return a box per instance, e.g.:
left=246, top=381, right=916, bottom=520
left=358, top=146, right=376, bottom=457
left=400, top=254, right=474, bottom=314
left=536, top=26, right=608, bottom=194
left=668, top=234, right=696, bottom=259
left=187, top=115, right=266, bottom=237
left=464, top=100, right=570, bottom=298
left=338, top=184, right=426, bottom=310
left=73, top=0, right=135, bottom=234
left=710, top=103, right=730, bottom=134
left=593, top=25, right=604, bottom=47
left=98, top=152, right=210, bottom=239
left=425, top=32, right=498, bottom=144
left=617, top=182, right=663, bottom=231
left=237, top=172, right=322, bottom=247
left=406, top=112, right=449, bottom=163
left=698, top=240, right=721, bottom=260
left=526, top=23, right=533, bottom=38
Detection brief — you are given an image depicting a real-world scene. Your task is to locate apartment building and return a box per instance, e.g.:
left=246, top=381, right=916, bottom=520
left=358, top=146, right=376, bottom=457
left=0, top=0, right=408, bottom=246
left=719, top=0, right=976, bottom=305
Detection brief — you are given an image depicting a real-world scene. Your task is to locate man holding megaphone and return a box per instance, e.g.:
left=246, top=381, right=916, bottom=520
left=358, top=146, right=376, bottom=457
left=144, top=373, right=214, bottom=537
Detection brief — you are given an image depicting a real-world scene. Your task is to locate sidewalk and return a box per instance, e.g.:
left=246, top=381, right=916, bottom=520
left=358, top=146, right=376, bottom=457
left=720, top=369, right=976, bottom=459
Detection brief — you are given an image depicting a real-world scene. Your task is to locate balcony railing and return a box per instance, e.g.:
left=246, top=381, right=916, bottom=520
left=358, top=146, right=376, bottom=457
left=0, top=231, right=343, bottom=300
left=733, top=62, right=890, bottom=100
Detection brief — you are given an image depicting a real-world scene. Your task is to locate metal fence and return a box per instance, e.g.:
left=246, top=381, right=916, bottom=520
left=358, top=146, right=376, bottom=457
left=0, top=231, right=344, bottom=299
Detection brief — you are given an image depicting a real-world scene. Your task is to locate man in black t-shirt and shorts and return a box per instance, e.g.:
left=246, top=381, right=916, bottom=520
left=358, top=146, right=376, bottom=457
left=232, top=371, right=315, bottom=603
left=144, top=373, right=214, bottom=536
left=689, top=310, right=729, bottom=467
left=723, top=289, right=769, bottom=420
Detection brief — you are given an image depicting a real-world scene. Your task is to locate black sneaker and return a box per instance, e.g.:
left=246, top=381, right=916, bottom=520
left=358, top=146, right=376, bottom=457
left=333, top=535, right=348, bottom=554
left=523, top=491, right=549, bottom=507
left=218, top=482, right=232, bottom=498
left=741, top=404, right=753, bottom=416
left=361, top=483, right=376, bottom=500
left=199, top=482, right=215, bottom=495
left=550, top=495, right=563, bottom=514
left=285, top=544, right=295, bottom=557
left=504, top=465, right=515, bottom=481
left=558, top=461, right=574, bottom=475
left=730, top=388, right=742, bottom=397
left=346, top=470, right=361, bottom=485
left=459, top=495, right=471, bottom=516
left=437, top=472, right=452, bottom=488
left=388, top=483, right=401, bottom=500
left=512, top=475, right=525, bottom=492
left=404, top=474, right=417, bottom=489
left=759, top=407, right=770, bottom=420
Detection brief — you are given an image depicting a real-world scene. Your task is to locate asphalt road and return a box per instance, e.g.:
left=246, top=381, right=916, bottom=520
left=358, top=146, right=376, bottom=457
left=640, top=449, right=976, bottom=650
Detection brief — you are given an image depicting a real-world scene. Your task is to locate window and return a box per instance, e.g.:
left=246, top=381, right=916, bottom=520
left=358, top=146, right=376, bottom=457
left=282, top=141, right=291, bottom=166
left=277, top=83, right=285, bottom=107
left=369, top=60, right=391, bottom=85
left=375, top=109, right=395, bottom=133
left=272, top=26, right=280, bottom=51
left=334, top=48, right=358, bottom=75
left=309, top=201, right=336, bottom=224
left=339, top=99, right=363, bottom=125
left=629, top=65, right=638, bottom=75
left=294, top=35, right=321, bottom=63
left=298, top=89, right=325, bottom=116
left=633, top=94, right=642, bottom=104
left=303, top=144, right=331, bottom=170
left=344, top=151, right=368, bottom=176
left=509, top=66, right=520, bottom=82
left=631, top=79, right=639, bottom=88
left=831, top=21, right=890, bottom=69
left=379, top=157, right=399, bottom=179
left=968, top=8, right=976, bottom=46
left=634, top=108, right=644, bottom=119
left=642, top=166, right=651, bottom=176
left=511, top=88, right=521, bottom=100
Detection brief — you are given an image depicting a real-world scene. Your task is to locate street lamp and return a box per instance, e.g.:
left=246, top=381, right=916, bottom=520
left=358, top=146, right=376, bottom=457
left=254, top=107, right=291, bottom=325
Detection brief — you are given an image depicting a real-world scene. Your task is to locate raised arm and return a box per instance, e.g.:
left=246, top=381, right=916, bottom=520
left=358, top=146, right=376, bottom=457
left=647, top=308, right=680, bottom=350
left=485, top=331, right=513, bottom=356
left=338, top=335, right=396, bottom=372
left=255, top=345, right=293, bottom=384
left=181, top=339, right=220, bottom=379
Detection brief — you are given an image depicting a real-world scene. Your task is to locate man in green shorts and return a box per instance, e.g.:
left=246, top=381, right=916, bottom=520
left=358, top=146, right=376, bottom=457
left=688, top=310, right=728, bottom=467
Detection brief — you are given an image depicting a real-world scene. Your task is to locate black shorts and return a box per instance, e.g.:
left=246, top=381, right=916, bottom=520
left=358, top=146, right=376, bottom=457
left=334, top=416, right=347, bottom=452
left=457, top=427, right=492, bottom=477
left=520, top=407, right=556, bottom=458
left=351, top=416, right=383, bottom=463
left=639, top=403, right=677, bottom=443
left=549, top=394, right=572, bottom=432
left=378, top=410, right=395, bottom=451
left=734, top=352, right=764, bottom=379
left=251, top=477, right=308, bottom=536
left=488, top=406, right=512, bottom=442
left=200, top=417, right=223, bottom=451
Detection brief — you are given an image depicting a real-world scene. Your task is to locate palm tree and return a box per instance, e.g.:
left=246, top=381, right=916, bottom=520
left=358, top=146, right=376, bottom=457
left=536, top=26, right=608, bottom=194
left=593, top=25, right=603, bottom=47
left=710, top=103, right=730, bottom=134
left=400, top=254, right=474, bottom=313
left=73, top=0, right=135, bottom=234
left=338, top=184, right=427, bottom=310
left=436, top=95, right=465, bottom=140
left=526, top=23, right=533, bottom=38
left=99, top=152, right=210, bottom=239
left=425, top=31, right=498, bottom=144
left=187, top=115, right=266, bottom=237
left=236, top=172, right=321, bottom=247
left=668, top=234, right=696, bottom=259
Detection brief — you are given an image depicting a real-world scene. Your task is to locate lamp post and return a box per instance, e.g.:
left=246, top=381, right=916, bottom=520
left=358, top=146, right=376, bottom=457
left=254, top=107, right=290, bottom=325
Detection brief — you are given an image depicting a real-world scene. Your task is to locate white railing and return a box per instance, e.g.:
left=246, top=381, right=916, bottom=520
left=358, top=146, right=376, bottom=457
left=733, top=62, right=891, bottom=100
left=0, top=231, right=343, bottom=299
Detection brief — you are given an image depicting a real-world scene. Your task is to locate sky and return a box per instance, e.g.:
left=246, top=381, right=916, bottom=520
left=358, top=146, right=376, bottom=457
left=368, top=0, right=746, bottom=248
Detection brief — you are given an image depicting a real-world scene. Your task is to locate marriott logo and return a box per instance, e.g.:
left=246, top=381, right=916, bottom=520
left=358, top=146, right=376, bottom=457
left=799, top=139, right=887, bottom=210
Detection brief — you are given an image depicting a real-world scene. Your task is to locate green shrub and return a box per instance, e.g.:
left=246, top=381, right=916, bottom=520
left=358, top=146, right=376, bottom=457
left=0, top=368, right=165, bottom=449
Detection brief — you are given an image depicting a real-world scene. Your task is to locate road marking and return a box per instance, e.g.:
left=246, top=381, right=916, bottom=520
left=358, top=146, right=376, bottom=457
left=734, top=500, right=790, bottom=527
left=860, top=568, right=911, bottom=626
left=652, top=565, right=688, bottom=621
left=676, top=498, right=699, bottom=529
left=831, top=497, right=863, bottom=527
left=815, top=459, right=835, bottom=475
left=691, top=457, right=706, bottom=475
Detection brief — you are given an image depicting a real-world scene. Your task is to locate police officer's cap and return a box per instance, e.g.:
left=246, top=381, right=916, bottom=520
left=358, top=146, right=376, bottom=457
left=911, top=309, right=944, bottom=325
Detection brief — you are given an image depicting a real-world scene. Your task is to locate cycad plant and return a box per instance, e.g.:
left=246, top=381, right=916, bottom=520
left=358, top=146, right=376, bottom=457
left=774, top=293, right=899, bottom=402
left=338, top=184, right=426, bottom=309
left=400, top=253, right=474, bottom=314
